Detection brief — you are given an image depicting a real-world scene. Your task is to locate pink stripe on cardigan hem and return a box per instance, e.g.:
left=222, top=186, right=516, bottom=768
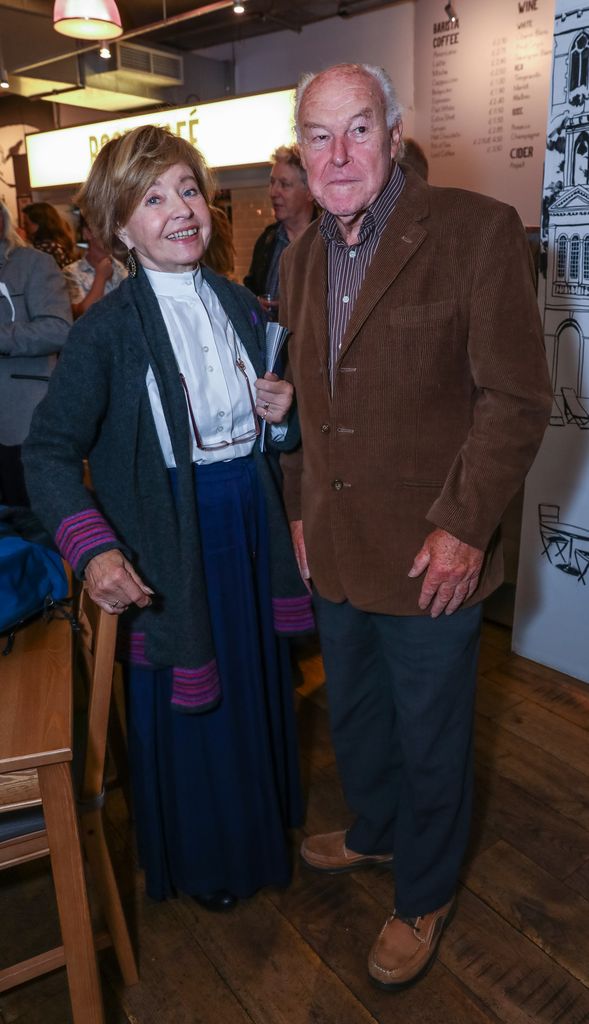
left=272, top=595, right=315, bottom=634
left=171, top=661, right=220, bottom=709
left=116, top=631, right=152, bottom=667
left=117, top=632, right=221, bottom=710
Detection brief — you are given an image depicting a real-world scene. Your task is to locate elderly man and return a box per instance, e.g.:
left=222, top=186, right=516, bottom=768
left=244, top=144, right=315, bottom=315
left=280, top=63, right=551, bottom=990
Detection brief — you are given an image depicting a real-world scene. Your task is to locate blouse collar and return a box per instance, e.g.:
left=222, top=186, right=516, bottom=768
left=144, top=263, right=202, bottom=298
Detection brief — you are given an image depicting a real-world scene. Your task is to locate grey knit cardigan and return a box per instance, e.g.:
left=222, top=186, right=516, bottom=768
left=23, top=264, right=312, bottom=712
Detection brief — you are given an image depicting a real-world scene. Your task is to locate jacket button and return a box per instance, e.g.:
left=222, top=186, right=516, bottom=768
left=332, top=479, right=343, bottom=491
left=321, top=423, right=330, bottom=433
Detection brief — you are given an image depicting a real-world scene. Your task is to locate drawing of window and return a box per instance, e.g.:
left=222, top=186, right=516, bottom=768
left=557, top=235, right=568, bottom=279
left=573, top=134, right=589, bottom=185
left=570, top=235, right=581, bottom=280
left=570, top=32, right=589, bottom=96
left=583, top=237, right=589, bottom=281
left=554, top=321, right=583, bottom=395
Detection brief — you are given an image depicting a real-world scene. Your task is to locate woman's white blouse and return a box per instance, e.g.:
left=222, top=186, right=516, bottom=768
left=145, top=266, right=259, bottom=467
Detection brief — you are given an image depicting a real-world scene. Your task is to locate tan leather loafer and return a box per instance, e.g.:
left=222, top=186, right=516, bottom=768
left=368, top=898, right=456, bottom=990
left=300, top=830, right=393, bottom=873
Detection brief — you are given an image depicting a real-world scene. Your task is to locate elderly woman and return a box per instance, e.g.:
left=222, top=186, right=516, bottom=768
left=24, top=126, right=312, bottom=909
left=0, top=200, right=71, bottom=505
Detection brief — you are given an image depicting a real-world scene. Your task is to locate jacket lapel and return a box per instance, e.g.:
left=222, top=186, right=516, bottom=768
left=301, top=229, right=331, bottom=403
left=336, top=172, right=430, bottom=367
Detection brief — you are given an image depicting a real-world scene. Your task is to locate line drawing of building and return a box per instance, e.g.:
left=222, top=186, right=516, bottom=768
left=541, top=9, right=589, bottom=428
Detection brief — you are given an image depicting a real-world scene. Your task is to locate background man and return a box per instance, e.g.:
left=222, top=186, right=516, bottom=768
left=63, top=217, right=126, bottom=319
left=244, top=144, right=315, bottom=317
left=280, top=63, right=552, bottom=991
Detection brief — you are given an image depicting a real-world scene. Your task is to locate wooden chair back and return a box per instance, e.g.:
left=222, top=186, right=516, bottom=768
left=0, top=585, right=138, bottom=1016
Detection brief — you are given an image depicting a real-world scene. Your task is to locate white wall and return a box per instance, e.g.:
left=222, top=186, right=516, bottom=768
left=0, top=124, right=38, bottom=224
left=201, top=3, right=416, bottom=136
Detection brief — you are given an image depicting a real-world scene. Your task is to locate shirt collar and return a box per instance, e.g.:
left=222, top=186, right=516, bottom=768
left=144, top=264, right=202, bottom=298
left=320, top=162, right=406, bottom=246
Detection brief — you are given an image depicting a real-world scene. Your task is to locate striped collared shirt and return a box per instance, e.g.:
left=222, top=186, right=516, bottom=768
left=320, top=162, right=406, bottom=385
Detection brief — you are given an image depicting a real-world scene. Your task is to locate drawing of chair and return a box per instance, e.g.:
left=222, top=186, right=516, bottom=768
left=538, top=503, right=569, bottom=565
left=575, top=548, right=589, bottom=584
left=561, top=387, right=589, bottom=428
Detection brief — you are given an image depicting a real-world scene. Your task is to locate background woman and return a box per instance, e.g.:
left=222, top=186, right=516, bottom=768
left=24, top=126, right=312, bottom=910
left=0, top=200, right=71, bottom=505
left=22, top=201, right=77, bottom=269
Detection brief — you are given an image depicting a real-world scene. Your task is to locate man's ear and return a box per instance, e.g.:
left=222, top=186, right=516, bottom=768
left=390, top=120, right=403, bottom=160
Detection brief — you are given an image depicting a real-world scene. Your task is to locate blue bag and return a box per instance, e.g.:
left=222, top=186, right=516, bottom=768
left=0, top=506, right=69, bottom=654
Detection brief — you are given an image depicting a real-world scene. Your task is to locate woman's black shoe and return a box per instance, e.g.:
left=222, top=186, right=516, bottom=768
left=192, top=889, right=238, bottom=912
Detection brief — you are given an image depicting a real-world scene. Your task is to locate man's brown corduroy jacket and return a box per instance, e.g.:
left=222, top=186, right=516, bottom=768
left=280, top=168, right=552, bottom=615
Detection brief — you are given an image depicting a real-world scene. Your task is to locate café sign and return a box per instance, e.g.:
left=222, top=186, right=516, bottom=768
left=26, top=88, right=296, bottom=188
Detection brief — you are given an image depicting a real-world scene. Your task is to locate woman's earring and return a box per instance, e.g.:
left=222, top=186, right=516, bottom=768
left=126, top=248, right=137, bottom=278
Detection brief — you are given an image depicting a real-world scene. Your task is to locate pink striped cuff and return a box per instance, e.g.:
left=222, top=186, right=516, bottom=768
left=56, top=509, right=119, bottom=571
left=272, top=595, right=315, bottom=634
left=172, top=661, right=221, bottom=711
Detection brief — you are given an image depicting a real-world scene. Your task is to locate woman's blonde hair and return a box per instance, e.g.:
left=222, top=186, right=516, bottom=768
left=76, top=124, right=214, bottom=251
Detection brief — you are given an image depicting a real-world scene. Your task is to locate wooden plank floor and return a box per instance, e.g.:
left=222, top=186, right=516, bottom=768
left=1, top=620, right=589, bottom=1024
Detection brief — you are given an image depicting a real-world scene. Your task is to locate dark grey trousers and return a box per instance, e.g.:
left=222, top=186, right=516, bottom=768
left=313, top=591, right=483, bottom=917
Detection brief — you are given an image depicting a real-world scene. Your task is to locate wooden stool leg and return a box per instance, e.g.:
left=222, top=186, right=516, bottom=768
left=81, top=808, right=139, bottom=985
left=39, top=762, right=105, bottom=1024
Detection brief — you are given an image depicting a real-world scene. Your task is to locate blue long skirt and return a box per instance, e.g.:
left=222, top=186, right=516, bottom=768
left=124, top=456, right=303, bottom=901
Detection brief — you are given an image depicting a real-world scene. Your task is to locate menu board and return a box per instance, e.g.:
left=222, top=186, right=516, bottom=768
left=414, top=0, right=555, bottom=225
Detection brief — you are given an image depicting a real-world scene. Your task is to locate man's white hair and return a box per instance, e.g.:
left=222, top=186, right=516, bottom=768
left=294, top=63, right=403, bottom=142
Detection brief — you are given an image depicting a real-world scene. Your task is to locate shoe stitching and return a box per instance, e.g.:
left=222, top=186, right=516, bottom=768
left=370, top=910, right=447, bottom=975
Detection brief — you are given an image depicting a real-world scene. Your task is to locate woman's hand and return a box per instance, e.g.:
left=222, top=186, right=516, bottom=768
left=255, top=371, right=294, bottom=425
left=84, top=549, right=154, bottom=615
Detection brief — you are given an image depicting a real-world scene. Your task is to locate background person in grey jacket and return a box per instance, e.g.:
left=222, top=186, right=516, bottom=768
left=0, top=200, right=72, bottom=505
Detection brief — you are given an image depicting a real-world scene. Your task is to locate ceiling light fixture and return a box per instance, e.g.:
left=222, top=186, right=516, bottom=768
left=444, top=2, right=457, bottom=24
left=0, top=70, right=9, bottom=90
left=53, top=0, right=123, bottom=41
left=233, top=1, right=245, bottom=13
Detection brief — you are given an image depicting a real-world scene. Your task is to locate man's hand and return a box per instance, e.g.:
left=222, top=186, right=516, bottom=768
left=408, top=528, right=484, bottom=618
left=84, top=549, right=154, bottom=615
left=255, top=371, right=294, bottom=425
left=290, top=519, right=311, bottom=591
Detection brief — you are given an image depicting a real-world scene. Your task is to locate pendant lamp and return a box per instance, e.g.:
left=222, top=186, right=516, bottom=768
left=53, top=0, right=123, bottom=40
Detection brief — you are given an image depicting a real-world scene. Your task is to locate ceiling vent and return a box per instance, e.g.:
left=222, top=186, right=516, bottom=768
left=111, top=42, right=183, bottom=86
